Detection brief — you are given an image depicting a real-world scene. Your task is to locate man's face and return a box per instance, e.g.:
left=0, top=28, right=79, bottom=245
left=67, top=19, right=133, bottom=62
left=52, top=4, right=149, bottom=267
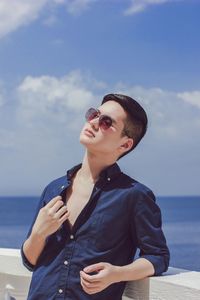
left=79, top=100, right=131, bottom=158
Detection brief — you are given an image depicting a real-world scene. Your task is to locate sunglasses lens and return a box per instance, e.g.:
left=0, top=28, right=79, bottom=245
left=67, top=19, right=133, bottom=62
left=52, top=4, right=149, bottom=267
left=85, top=108, right=112, bottom=130
left=99, top=115, right=112, bottom=130
left=85, top=108, right=99, bottom=121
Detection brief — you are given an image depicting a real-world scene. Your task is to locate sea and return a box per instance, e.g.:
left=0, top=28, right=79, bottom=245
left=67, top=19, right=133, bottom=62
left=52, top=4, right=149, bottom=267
left=0, top=195, right=199, bottom=272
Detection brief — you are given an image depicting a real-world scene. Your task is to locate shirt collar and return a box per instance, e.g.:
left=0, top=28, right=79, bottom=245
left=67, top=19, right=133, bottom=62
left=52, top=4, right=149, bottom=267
left=99, top=163, right=121, bottom=182
left=66, top=163, right=82, bottom=181
left=66, top=162, right=121, bottom=183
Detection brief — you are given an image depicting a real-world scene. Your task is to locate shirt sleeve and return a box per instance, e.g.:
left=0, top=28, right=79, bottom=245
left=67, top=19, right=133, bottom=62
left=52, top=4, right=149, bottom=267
left=21, top=186, right=48, bottom=272
left=131, top=185, right=170, bottom=276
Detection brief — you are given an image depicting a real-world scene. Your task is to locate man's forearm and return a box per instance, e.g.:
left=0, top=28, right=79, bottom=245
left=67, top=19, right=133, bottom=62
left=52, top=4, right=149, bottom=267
left=115, top=258, right=155, bottom=282
left=23, top=232, right=46, bottom=266
left=80, top=258, right=155, bottom=295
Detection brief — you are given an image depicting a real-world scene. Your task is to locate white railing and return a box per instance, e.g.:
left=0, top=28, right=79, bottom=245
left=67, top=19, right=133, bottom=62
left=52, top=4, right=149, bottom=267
left=0, top=248, right=200, bottom=300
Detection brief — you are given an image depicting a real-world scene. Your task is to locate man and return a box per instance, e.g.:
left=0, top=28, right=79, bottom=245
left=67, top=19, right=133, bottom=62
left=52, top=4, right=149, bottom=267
left=21, top=93, right=170, bottom=300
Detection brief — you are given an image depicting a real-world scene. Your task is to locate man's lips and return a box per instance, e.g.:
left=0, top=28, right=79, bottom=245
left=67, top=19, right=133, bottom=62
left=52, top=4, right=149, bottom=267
left=85, top=128, right=95, bottom=137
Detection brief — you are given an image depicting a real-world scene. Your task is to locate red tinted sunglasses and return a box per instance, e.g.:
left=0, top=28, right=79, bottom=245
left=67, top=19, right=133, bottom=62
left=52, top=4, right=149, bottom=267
left=85, top=108, right=113, bottom=130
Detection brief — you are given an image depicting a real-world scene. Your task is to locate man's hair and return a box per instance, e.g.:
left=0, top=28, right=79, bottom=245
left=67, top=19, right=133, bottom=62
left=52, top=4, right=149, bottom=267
left=102, top=93, right=148, bottom=159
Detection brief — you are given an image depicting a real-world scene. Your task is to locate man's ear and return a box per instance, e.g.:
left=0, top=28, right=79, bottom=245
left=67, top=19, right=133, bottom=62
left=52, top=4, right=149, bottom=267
left=119, top=138, right=134, bottom=154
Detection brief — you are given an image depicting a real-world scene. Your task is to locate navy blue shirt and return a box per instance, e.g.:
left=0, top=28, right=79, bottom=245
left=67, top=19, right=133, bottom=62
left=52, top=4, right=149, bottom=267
left=21, top=163, right=170, bottom=300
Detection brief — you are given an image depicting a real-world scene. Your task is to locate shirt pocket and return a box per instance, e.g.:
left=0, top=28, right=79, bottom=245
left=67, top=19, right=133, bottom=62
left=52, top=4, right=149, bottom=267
left=88, top=213, right=123, bottom=252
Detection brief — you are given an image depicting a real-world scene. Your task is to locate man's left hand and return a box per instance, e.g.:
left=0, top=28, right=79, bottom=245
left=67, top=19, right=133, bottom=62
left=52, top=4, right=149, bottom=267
left=80, top=262, right=120, bottom=295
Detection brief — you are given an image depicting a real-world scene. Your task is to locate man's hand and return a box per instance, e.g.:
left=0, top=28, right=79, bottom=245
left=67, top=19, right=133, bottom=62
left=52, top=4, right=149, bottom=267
left=31, top=196, right=70, bottom=240
left=22, top=196, right=70, bottom=267
left=80, top=262, right=120, bottom=295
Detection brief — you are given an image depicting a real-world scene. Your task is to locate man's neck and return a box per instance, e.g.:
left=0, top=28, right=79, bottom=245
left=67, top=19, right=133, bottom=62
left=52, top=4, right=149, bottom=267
left=78, top=151, right=116, bottom=183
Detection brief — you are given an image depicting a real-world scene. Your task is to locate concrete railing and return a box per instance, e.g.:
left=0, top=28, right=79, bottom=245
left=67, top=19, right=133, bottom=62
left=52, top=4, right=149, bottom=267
left=0, top=248, right=200, bottom=300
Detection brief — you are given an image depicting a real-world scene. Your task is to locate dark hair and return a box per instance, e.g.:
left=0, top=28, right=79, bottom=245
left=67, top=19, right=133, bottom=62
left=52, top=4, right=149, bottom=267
left=102, top=93, right=148, bottom=159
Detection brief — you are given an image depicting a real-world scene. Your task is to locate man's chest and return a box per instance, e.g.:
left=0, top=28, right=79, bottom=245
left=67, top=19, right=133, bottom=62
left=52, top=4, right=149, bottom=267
left=65, top=180, right=95, bottom=227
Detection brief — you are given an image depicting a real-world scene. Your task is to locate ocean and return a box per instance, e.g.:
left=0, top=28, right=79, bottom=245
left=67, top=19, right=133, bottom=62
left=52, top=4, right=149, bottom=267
left=0, top=195, right=199, bottom=272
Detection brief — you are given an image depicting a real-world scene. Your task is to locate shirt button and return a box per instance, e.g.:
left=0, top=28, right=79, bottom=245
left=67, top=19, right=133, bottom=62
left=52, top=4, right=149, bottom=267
left=61, top=185, right=65, bottom=189
left=107, top=177, right=111, bottom=181
left=70, top=234, right=74, bottom=240
left=64, top=260, right=68, bottom=265
left=58, top=289, right=63, bottom=294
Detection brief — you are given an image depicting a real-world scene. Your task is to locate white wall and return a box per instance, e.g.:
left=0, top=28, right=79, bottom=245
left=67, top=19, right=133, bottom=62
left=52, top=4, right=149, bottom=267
left=0, top=248, right=200, bottom=300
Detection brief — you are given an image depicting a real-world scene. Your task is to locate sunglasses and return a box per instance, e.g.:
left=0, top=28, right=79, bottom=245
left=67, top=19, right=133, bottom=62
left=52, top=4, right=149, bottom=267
left=85, top=108, right=113, bottom=130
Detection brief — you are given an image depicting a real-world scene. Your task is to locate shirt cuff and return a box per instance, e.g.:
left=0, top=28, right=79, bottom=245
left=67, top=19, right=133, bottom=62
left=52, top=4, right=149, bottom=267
left=21, top=244, right=35, bottom=272
left=141, top=254, right=169, bottom=276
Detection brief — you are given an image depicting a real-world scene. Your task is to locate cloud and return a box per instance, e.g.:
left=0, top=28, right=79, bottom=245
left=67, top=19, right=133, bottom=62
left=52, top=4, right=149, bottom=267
left=0, top=0, right=176, bottom=39
left=112, top=84, right=200, bottom=167
left=65, top=0, right=96, bottom=16
left=1, top=70, right=105, bottom=154
left=0, top=0, right=50, bottom=39
left=0, top=70, right=105, bottom=195
left=177, top=91, right=200, bottom=109
left=0, top=0, right=97, bottom=38
left=124, top=0, right=175, bottom=16
left=15, top=74, right=200, bottom=150
left=1, top=72, right=200, bottom=195
left=17, top=70, right=101, bottom=130
left=113, top=83, right=200, bottom=196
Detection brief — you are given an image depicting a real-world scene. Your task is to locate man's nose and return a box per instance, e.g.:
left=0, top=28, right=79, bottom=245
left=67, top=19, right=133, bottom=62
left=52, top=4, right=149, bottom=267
left=89, top=117, right=99, bottom=131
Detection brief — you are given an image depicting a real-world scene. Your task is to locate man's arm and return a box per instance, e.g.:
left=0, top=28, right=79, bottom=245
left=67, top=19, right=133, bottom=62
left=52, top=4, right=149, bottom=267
left=113, top=257, right=155, bottom=281
left=80, top=258, right=154, bottom=295
left=22, top=196, right=69, bottom=268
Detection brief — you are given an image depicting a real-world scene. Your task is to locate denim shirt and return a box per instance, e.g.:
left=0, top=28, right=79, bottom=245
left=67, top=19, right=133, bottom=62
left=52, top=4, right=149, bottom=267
left=21, top=163, right=170, bottom=300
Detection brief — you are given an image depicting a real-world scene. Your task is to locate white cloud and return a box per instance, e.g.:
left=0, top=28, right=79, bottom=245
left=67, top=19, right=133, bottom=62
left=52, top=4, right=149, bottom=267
left=0, top=0, right=50, bottom=39
left=0, top=0, right=98, bottom=38
left=1, top=72, right=200, bottom=195
left=1, top=0, right=176, bottom=39
left=114, top=84, right=188, bottom=139
left=65, top=0, right=96, bottom=16
left=114, top=84, right=200, bottom=196
left=16, top=74, right=200, bottom=140
left=177, top=91, right=200, bottom=109
left=17, top=70, right=99, bottom=128
left=124, top=0, right=175, bottom=15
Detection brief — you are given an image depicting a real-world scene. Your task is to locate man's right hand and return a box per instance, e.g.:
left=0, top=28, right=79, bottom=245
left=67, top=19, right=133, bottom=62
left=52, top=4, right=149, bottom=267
left=31, top=196, right=70, bottom=240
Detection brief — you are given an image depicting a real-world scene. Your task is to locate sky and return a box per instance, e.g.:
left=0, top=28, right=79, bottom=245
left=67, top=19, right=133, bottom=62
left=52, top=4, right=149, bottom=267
left=0, top=0, right=200, bottom=196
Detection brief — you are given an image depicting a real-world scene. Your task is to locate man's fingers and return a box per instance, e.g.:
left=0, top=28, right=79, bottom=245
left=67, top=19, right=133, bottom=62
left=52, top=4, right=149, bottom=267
left=48, top=200, right=65, bottom=214
left=80, top=276, right=100, bottom=286
left=59, top=211, right=70, bottom=223
left=80, top=271, right=99, bottom=282
left=55, top=205, right=68, bottom=219
left=45, top=196, right=62, bottom=209
left=80, top=276, right=101, bottom=294
left=83, top=263, right=104, bottom=274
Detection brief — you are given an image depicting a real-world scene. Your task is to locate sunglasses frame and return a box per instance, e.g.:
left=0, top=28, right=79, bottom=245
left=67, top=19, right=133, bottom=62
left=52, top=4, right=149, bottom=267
left=85, top=108, right=113, bottom=130
left=85, top=107, right=131, bottom=138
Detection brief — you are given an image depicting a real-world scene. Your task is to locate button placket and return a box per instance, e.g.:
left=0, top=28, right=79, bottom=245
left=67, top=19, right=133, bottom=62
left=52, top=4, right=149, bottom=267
left=56, top=241, right=76, bottom=298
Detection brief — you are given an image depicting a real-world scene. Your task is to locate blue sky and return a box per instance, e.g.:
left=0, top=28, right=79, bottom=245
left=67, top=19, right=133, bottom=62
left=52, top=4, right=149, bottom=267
left=0, top=0, right=200, bottom=196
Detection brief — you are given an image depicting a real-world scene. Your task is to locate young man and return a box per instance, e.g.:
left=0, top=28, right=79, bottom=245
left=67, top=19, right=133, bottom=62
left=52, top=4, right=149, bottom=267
left=21, top=94, right=170, bottom=300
